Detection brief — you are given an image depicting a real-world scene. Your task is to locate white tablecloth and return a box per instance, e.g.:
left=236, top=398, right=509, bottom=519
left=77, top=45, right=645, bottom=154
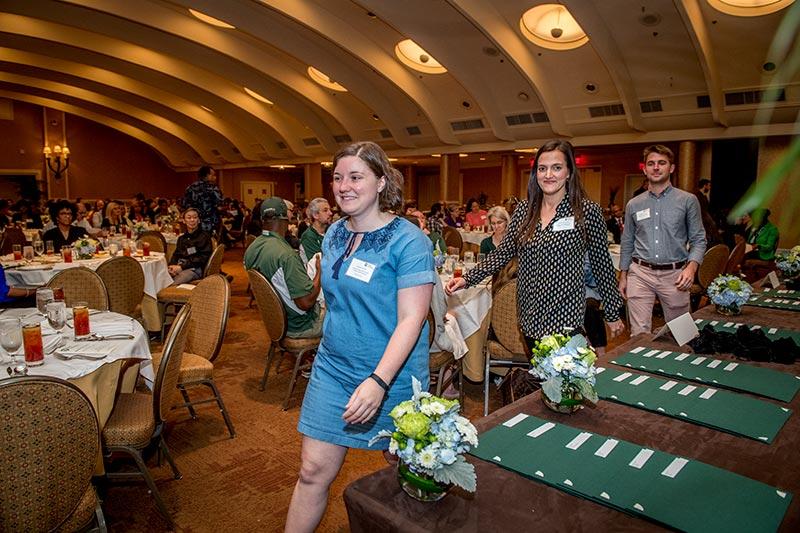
left=442, top=275, right=492, bottom=339
left=4, top=252, right=173, bottom=298
left=458, top=230, right=490, bottom=246
left=0, top=308, right=152, bottom=383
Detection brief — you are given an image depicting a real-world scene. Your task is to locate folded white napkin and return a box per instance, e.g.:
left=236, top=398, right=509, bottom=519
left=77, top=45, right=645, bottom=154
left=56, top=339, right=128, bottom=358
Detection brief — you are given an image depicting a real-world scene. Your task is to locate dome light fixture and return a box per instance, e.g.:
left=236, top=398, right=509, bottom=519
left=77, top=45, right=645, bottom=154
left=706, top=0, right=794, bottom=17
left=395, top=39, right=447, bottom=74
left=307, top=66, right=348, bottom=92
left=520, top=4, right=588, bottom=51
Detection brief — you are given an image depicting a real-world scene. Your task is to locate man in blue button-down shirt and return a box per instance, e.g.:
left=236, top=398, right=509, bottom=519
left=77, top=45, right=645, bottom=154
left=618, top=145, right=707, bottom=335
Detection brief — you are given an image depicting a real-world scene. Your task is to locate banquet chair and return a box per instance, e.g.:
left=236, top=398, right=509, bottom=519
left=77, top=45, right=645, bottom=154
left=136, top=230, right=168, bottom=254
left=724, top=239, right=747, bottom=275
left=153, top=275, right=235, bottom=438
left=228, top=213, right=251, bottom=247
left=442, top=226, right=464, bottom=257
left=0, top=226, right=28, bottom=255
left=47, top=266, right=110, bottom=310
left=157, top=244, right=225, bottom=339
left=426, top=311, right=463, bottom=405
left=102, top=304, right=192, bottom=529
left=483, top=279, right=529, bottom=416
left=690, top=244, right=730, bottom=310
left=0, top=376, right=107, bottom=532
left=96, top=255, right=145, bottom=318
left=248, top=269, right=321, bottom=410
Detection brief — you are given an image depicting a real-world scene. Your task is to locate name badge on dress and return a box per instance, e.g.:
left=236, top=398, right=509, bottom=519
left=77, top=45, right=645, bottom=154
left=187, top=246, right=196, bottom=255
left=346, top=258, right=376, bottom=283
left=635, top=208, right=651, bottom=221
left=552, top=216, right=575, bottom=232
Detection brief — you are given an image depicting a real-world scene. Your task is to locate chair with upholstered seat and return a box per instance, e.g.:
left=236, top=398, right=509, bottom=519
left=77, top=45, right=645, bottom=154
left=157, top=244, right=225, bottom=339
left=0, top=376, right=107, bottom=532
left=248, top=268, right=321, bottom=410
left=102, top=304, right=192, bottom=528
left=442, top=226, right=464, bottom=257
left=168, top=274, right=235, bottom=438
left=96, top=255, right=145, bottom=318
left=47, top=266, right=109, bottom=310
left=483, top=279, right=530, bottom=416
left=137, top=230, right=168, bottom=255
left=724, top=238, right=747, bottom=275
left=426, top=311, right=463, bottom=405
left=690, top=244, right=730, bottom=309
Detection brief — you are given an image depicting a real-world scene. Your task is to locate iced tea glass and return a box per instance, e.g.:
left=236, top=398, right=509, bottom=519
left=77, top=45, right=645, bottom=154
left=12, top=244, right=22, bottom=260
left=142, top=241, right=150, bottom=256
left=22, top=321, right=44, bottom=366
left=72, top=301, right=91, bottom=340
left=61, top=246, right=73, bottom=263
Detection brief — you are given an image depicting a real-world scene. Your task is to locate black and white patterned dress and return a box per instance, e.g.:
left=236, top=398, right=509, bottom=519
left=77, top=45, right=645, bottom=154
left=463, top=197, right=623, bottom=339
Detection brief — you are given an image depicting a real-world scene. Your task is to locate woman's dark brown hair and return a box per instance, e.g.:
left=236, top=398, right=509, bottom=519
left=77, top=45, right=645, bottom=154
left=332, top=141, right=404, bottom=213
left=517, top=139, right=587, bottom=244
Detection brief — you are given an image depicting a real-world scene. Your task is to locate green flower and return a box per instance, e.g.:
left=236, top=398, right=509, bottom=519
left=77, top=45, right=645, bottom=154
left=396, top=412, right=432, bottom=440
left=389, top=400, right=416, bottom=421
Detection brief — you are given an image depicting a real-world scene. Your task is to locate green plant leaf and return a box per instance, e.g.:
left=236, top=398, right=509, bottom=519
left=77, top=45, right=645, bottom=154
left=433, top=456, right=476, bottom=492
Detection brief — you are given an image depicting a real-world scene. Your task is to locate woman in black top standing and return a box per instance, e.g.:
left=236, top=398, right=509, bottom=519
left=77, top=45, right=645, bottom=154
left=446, top=139, right=625, bottom=348
left=168, top=207, right=212, bottom=285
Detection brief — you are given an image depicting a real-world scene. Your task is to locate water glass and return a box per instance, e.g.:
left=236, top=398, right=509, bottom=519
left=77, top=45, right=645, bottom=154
left=33, top=239, right=44, bottom=256
left=453, top=261, right=464, bottom=278
left=46, top=301, right=67, bottom=334
left=45, top=240, right=55, bottom=255
left=463, top=251, right=475, bottom=263
left=22, top=245, right=34, bottom=261
left=35, top=288, right=54, bottom=315
left=0, top=317, right=22, bottom=357
left=108, top=243, right=119, bottom=256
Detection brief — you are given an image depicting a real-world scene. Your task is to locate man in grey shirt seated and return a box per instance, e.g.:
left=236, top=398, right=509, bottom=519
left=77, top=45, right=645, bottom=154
left=618, top=144, right=707, bottom=335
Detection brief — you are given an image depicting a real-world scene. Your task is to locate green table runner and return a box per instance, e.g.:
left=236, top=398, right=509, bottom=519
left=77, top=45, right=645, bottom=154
left=471, top=414, right=792, bottom=532
left=611, top=347, right=800, bottom=402
left=746, top=294, right=800, bottom=311
left=595, top=367, right=791, bottom=443
left=760, top=288, right=800, bottom=300
left=694, top=318, right=800, bottom=347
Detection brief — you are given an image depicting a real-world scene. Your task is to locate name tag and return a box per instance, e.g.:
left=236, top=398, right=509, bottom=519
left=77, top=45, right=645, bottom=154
left=552, top=216, right=575, bottom=232
left=346, top=258, right=376, bottom=283
left=187, top=246, right=196, bottom=255
left=635, top=208, right=650, bottom=221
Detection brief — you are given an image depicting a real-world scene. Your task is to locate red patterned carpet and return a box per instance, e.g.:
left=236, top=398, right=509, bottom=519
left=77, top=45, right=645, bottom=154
left=102, top=247, right=631, bottom=532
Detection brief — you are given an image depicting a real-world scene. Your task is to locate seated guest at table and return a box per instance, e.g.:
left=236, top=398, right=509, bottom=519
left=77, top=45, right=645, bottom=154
left=244, top=197, right=322, bottom=337
left=443, top=202, right=464, bottom=228
left=12, top=200, right=43, bottom=229
left=42, top=200, right=87, bottom=251
left=286, top=142, right=434, bottom=532
left=742, top=208, right=779, bottom=261
left=168, top=208, right=212, bottom=286
left=73, top=202, right=102, bottom=237
left=606, top=203, right=624, bottom=244
left=128, top=201, right=148, bottom=224
left=410, top=210, right=446, bottom=254
left=0, top=264, right=35, bottom=306
left=427, top=202, right=445, bottom=235
left=480, top=206, right=510, bottom=255
left=465, top=198, right=488, bottom=229
left=447, top=139, right=625, bottom=349
left=101, top=201, right=132, bottom=233
left=299, top=197, right=332, bottom=265
left=0, top=199, right=11, bottom=227
left=88, top=199, right=106, bottom=228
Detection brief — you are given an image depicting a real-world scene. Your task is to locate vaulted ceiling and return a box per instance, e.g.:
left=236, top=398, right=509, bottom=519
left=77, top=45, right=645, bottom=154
left=1, top=0, right=797, bottom=170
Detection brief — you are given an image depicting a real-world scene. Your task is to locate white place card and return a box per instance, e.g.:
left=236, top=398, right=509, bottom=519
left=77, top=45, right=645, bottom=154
left=613, top=372, right=633, bottom=382
left=659, top=381, right=678, bottom=391
left=630, top=346, right=646, bottom=354
left=655, top=351, right=671, bottom=359
left=629, top=449, right=654, bottom=469
left=594, top=439, right=619, bottom=458
left=699, top=388, right=717, bottom=400
left=596, top=367, right=606, bottom=374
left=768, top=271, right=781, bottom=289
left=768, top=328, right=778, bottom=334
left=694, top=319, right=703, bottom=324
left=710, top=321, right=719, bottom=326
left=734, top=323, right=743, bottom=328
left=527, top=422, right=556, bottom=438
left=723, top=362, right=739, bottom=371
left=652, top=312, right=699, bottom=346
left=690, top=357, right=707, bottom=365
left=723, top=322, right=734, bottom=328
left=678, top=385, right=697, bottom=396
left=565, top=432, right=593, bottom=450
left=707, top=360, right=722, bottom=369
left=661, top=458, right=689, bottom=478
left=643, top=349, right=660, bottom=358
left=630, top=375, right=649, bottom=386
left=765, top=298, right=774, bottom=303
left=503, top=413, right=529, bottom=428
left=751, top=325, right=761, bottom=330
left=675, top=353, right=691, bottom=361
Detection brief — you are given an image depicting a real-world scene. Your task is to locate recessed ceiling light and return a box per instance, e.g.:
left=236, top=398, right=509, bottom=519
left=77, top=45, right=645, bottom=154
left=459, top=153, right=468, bottom=158
left=431, top=154, right=441, bottom=157
left=479, top=157, right=486, bottom=161
left=189, top=8, right=235, bottom=29
left=395, top=39, right=447, bottom=74
left=520, top=4, right=588, bottom=51
left=514, top=148, right=538, bottom=153
left=244, top=87, right=273, bottom=105
left=269, top=164, right=296, bottom=169
left=388, top=157, right=399, bottom=162
left=307, top=66, right=348, bottom=92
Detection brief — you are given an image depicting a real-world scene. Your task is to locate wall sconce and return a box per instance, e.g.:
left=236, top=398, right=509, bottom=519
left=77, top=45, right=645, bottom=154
left=43, top=144, right=70, bottom=179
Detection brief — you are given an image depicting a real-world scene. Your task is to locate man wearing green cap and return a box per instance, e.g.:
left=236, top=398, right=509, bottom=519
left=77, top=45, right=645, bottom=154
left=244, top=197, right=323, bottom=337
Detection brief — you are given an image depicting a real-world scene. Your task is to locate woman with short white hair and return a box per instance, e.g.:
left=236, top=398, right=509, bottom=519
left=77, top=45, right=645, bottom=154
left=479, top=206, right=510, bottom=255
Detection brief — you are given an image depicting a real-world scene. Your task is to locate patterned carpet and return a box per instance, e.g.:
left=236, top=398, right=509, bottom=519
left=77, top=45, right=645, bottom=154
left=102, top=247, right=631, bottom=532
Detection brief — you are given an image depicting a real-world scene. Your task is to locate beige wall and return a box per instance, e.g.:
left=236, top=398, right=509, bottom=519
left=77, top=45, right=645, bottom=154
left=757, top=136, right=799, bottom=248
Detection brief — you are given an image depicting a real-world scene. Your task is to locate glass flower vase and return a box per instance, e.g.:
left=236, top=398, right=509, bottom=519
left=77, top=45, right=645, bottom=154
left=715, top=303, right=741, bottom=316
left=541, top=387, right=584, bottom=414
left=397, top=461, right=450, bottom=502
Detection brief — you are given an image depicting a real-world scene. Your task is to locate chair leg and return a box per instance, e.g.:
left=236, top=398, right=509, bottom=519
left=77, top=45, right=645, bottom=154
left=483, top=348, right=491, bottom=417
left=127, top=446, right=175, bottom=529
left=457, top=360, right=464, bottom=412
left=259, top=343, right=277, bottom=391
left=94, top=498, right=108, bottom=533
left=205, top=379, right=236, bottom=438
left=159, top=436, right=182, bottom=480
left=435, top=364, right=447, bottom=397
left=178, top=384, right=197, bottom=419
left=283, top=348, right=312, bottom=411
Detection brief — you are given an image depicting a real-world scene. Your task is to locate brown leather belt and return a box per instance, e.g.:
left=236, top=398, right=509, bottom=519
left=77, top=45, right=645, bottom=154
left=632, top=257, right=686, bottom=270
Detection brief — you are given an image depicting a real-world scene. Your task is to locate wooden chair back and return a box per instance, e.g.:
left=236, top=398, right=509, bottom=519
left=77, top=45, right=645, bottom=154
left=724, top=239, right=746, bottom=274
left=203, top=244, right=225, bottom=277
left=698, top=244, right=731, bottom=288
left=442, top=226, right=464, bottom=256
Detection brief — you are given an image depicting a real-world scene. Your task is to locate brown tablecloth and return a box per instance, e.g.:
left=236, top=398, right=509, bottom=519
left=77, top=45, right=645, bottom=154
left=344, top=305, right=800, bottom=532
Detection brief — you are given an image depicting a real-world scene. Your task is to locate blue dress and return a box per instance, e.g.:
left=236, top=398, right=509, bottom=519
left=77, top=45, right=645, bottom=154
left=297, top=217, right=436, bottom=449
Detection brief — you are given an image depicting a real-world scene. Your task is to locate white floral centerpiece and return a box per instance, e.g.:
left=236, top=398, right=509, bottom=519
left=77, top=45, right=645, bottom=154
left=707, top=274, right=752, bottom=315
left=369, top=377, right=478, bottom=501
left=133, top=221, right=150, bottom=237
left=529, top=332, right=599, bottom=413
left=74, top=236, right=99, bottom=260
left=776, top=246, right=800, bottom=279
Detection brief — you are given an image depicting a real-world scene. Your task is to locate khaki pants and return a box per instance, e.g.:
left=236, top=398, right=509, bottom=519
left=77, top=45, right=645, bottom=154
left=626, top=261, right=690, bottom=335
